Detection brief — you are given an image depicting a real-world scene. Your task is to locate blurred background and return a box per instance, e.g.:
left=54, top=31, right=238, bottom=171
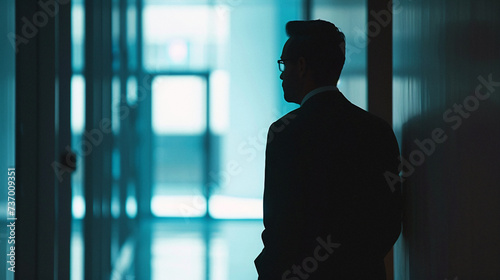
left=2, top=0, right=368, bottom=279
left=2, top=0, right=500, bottom=279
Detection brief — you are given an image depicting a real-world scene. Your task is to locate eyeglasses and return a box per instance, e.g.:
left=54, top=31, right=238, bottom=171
left=277, top=59, right=291, bottom=72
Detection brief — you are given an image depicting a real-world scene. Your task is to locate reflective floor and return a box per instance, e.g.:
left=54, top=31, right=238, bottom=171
left=73, top=219, right=264, bottom=280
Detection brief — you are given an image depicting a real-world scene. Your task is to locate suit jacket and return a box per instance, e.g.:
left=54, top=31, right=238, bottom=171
left=255, top=90, right=402, bottom=280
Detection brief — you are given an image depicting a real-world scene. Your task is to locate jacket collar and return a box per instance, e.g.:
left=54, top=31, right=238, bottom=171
left=300, top=85, right=338, bottom=106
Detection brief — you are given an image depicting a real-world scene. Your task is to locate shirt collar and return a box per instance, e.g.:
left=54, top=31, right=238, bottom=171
left=300, top=85, right=338, bottom=106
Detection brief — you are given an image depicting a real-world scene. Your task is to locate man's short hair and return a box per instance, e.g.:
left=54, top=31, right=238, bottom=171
left=286, top=20, right=346, bottom=85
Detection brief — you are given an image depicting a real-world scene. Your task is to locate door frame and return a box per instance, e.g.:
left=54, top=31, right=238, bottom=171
left=15, top=0, right=73, bottom=279
left=139, top=71, right=213, bottom=219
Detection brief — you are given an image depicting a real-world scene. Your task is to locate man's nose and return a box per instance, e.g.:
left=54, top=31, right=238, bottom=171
left=280, top=71, right=284, bottom=80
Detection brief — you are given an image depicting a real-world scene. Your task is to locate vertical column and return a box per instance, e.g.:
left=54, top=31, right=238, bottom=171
left=15, top=2, right=40, bottom=279
left=367, top=0, right=393, bottom=125
left=367, top=1, right=394, bottom=280
left=84, top=0, right=113, bottom=279
left=15, top=0, right=73, bottom=279
left=56, top=1, right=73, bottom=279
left=303, top=0, right=312, bottom=20
left=117, top=0, right=130, bottom=248
left=134, top=0, right=153, bottom=279
left=84, top=0, right=102, bottom=278
left=135, top=0, right=151, bottom=220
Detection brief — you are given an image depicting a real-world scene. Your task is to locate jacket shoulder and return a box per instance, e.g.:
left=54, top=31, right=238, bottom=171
left=269, top=108, right=302, bottom=131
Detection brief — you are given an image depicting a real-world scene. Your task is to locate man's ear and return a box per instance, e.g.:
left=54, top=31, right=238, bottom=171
left=297, top=57, right=307, bottom=78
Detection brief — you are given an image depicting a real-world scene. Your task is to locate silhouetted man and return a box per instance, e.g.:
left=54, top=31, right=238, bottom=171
left=255, top=20, right=402, bottom=280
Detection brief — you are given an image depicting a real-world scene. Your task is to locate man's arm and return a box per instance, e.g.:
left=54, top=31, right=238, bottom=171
left=255, top=121, right=307, bottom=279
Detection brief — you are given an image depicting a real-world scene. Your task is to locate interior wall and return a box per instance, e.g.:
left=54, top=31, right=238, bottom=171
left=393, top=0, right=500, bottom=279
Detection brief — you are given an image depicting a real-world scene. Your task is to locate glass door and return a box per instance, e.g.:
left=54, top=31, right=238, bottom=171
left=151, top=75, right=210, bottom=217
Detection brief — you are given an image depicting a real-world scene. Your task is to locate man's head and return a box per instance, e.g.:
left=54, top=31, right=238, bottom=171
left=279, top=20, right=346, bottom=104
